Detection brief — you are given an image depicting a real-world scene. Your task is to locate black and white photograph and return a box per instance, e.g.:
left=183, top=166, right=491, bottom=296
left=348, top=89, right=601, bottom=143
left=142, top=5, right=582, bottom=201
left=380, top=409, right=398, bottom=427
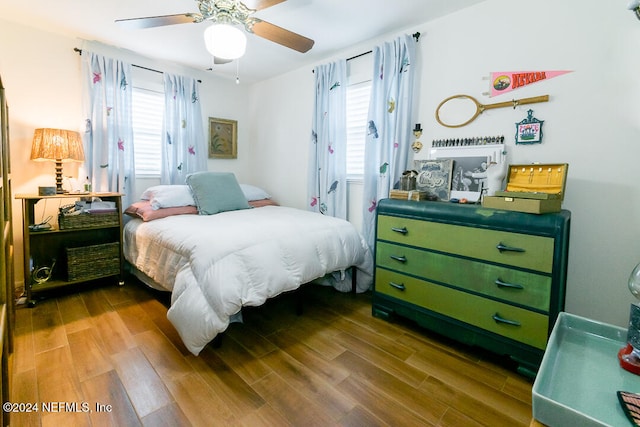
left=430, top=143, right=505, bottom=202
left=449, top=156, right=488, bottom=193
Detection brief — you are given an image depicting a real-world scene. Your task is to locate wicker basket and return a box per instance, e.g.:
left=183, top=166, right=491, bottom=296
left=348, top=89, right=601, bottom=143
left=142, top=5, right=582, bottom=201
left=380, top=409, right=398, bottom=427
left=66, top=242, right=120, bottom=281
left=58, top=212, right=119, bottom=230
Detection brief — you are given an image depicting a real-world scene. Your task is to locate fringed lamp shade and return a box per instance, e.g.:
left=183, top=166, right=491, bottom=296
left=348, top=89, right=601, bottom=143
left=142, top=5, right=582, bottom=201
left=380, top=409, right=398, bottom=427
left=31, top=128, right=84, bottom=194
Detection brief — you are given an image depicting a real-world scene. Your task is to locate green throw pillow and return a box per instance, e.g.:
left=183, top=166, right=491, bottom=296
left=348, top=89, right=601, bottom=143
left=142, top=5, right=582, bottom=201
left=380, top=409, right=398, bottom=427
left=186, top=172, right=250, bottom=215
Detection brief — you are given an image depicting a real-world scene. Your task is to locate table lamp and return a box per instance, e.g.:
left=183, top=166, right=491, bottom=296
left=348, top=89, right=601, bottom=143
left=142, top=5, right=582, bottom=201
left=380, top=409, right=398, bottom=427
left=618, top=262, right=640, bottom=374
left=30, top=128, right=84, bottom=194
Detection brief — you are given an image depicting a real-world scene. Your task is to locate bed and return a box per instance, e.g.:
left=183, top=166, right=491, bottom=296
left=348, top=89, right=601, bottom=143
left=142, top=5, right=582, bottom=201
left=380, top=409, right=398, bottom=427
left=123, top=173, right=373, bottom=355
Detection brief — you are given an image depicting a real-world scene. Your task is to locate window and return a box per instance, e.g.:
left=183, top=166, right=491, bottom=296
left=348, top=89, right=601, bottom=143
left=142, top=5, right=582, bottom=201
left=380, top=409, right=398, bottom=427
left=346, top=80, right=371, bottom=180
left=132, top=86, right=163, bottom=177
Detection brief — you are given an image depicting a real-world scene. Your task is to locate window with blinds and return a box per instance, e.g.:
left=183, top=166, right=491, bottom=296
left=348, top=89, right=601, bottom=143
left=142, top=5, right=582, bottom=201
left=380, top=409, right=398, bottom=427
left=132, top=86, right=163, bottom=177
left=346, top=80, right=371, bottom=180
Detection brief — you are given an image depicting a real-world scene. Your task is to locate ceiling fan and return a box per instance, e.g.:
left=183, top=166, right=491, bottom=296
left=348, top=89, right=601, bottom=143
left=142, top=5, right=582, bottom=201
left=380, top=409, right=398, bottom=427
left=115, top=0, right=315, bottom=61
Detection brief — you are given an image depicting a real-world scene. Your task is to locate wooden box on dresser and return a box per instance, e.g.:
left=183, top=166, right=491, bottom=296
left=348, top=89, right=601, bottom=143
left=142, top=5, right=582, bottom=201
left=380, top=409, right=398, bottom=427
left=0, top=75, right=14, bottom=427
left=373, top=198, right=571, bottom=376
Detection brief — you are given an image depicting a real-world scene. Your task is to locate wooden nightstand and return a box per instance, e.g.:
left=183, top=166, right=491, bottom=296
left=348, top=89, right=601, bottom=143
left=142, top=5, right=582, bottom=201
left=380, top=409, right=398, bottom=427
left=15, top=192, right=124, bottom=306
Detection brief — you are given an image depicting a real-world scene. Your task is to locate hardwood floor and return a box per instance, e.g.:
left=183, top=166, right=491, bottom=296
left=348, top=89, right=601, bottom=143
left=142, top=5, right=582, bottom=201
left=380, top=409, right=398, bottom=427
left=10, top=277, right=534, bottom=426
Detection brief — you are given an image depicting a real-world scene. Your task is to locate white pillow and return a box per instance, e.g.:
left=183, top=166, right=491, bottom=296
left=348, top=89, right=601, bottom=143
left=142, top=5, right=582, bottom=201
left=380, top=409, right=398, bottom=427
left=140, top=185, right=195, bottom=210
left=240, top=184, right=271, bottom=201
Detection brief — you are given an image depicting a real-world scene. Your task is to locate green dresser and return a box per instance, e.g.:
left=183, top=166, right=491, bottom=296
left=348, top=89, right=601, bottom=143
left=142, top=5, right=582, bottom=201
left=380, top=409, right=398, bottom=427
left=373, top=198, right=571, bottom=375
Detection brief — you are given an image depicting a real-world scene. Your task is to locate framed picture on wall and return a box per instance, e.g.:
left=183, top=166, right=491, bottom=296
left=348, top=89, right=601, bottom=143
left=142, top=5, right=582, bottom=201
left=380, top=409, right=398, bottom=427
left=430, top=144, right=505, bottom=202
left=209, top=117, right=237, bottom=159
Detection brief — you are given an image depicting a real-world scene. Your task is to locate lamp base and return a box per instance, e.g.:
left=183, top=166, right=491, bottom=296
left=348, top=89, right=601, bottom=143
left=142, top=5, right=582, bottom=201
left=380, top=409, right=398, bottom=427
left=619, top=344, right=640, bottom=375
left=55, top=160, right=64, bottom=194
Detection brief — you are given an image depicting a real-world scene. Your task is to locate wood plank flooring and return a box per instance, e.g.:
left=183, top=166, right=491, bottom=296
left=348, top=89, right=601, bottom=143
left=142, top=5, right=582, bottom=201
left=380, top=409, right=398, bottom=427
left=10, top=277, right=534, bottom=426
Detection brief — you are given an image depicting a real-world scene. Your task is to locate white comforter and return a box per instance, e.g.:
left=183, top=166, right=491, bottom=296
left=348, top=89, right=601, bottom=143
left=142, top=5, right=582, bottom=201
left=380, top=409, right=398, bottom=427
left=124, top=206, right=373, bottom=355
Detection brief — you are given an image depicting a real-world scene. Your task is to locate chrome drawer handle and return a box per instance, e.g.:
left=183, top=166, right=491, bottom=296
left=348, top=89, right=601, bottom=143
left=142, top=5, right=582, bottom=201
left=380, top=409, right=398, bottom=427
left=492, top=313, right=521, bottom=327
left=388, top=282, right=406, bottom=291
left=496, top=242, right=525, bottom=253
left=391, top=227, right=408, bottom=235
left=390, top=255, right=407, bottom=263
left=494, top=278, right=524, bottom=290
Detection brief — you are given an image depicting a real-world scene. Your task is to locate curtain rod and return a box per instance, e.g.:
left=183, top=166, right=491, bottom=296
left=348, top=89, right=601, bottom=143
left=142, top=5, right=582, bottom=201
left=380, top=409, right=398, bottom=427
left=73, top=48, right=202, bottom=83
left=347, top=50, right=372, bottom=62
left=346, top=32, right=421, bottom=62
left=314, top=31, right=421, bottom=73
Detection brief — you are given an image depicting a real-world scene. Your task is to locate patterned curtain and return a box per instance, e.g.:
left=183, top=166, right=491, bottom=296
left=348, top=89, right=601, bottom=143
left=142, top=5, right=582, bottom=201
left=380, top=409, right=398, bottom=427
left=162, top=73, right=207, bottom=184
left=307, top=60, right=347, bottom=218
left=361, top=34, right=417, bottom=249
left=81, top=51, right=135, bottom=208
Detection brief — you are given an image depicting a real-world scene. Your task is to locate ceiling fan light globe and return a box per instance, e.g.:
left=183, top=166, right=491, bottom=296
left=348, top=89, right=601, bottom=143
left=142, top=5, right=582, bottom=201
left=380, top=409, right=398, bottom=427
left=204, top=24, right=247, bottom=60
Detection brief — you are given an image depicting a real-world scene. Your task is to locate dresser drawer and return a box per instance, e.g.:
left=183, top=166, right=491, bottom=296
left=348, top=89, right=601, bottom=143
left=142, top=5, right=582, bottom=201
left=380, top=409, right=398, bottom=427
left=375, top=269, right=549, bottom=349
left=377, top=215, right=554, bottom=273
left=376, top=241, right=551, bottom=311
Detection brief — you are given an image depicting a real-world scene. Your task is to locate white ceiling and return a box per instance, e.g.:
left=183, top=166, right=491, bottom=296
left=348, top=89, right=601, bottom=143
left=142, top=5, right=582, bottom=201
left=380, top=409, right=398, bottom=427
left=0, top=0, right=486, bottom=83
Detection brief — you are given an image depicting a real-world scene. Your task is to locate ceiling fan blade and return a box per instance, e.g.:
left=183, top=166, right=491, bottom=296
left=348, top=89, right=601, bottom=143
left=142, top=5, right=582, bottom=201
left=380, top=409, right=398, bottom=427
left=115, top=14, right=197, bottom=29
left=242, top=0, right=287, bottom=11
left=251, top=20, right=314, bottom=53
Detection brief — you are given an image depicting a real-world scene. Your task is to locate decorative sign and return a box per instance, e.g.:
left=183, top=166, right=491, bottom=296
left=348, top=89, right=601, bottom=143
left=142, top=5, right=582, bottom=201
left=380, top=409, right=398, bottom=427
left=488, top=70, right=572, bottom=97
left=515, top=109, right=544, bottom=145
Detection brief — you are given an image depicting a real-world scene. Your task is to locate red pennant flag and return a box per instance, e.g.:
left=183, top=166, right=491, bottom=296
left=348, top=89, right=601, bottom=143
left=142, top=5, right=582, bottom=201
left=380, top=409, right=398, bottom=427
left=488, top=70, right=572, bottom=97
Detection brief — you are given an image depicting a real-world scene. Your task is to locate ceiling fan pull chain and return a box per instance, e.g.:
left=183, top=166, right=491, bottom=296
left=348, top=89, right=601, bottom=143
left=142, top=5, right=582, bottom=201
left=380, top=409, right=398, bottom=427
left=236, top=59, right=240, bottom=85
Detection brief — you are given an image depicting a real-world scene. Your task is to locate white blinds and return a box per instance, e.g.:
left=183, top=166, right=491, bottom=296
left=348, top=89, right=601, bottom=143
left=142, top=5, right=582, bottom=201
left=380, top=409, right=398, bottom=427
left=132, top=87, right=163, bottom=177
left=346, top=80, right=371, bottom=180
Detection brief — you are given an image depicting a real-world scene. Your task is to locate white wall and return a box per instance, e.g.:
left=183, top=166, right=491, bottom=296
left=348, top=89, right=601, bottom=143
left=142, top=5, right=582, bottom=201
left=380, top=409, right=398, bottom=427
left=248, top=0, right=640, bottom=328
left=246, top=67, right=315, bottom=208
left=420, top=0, right=640, bottom=332
left=417, top=0, right=640, bottom=328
